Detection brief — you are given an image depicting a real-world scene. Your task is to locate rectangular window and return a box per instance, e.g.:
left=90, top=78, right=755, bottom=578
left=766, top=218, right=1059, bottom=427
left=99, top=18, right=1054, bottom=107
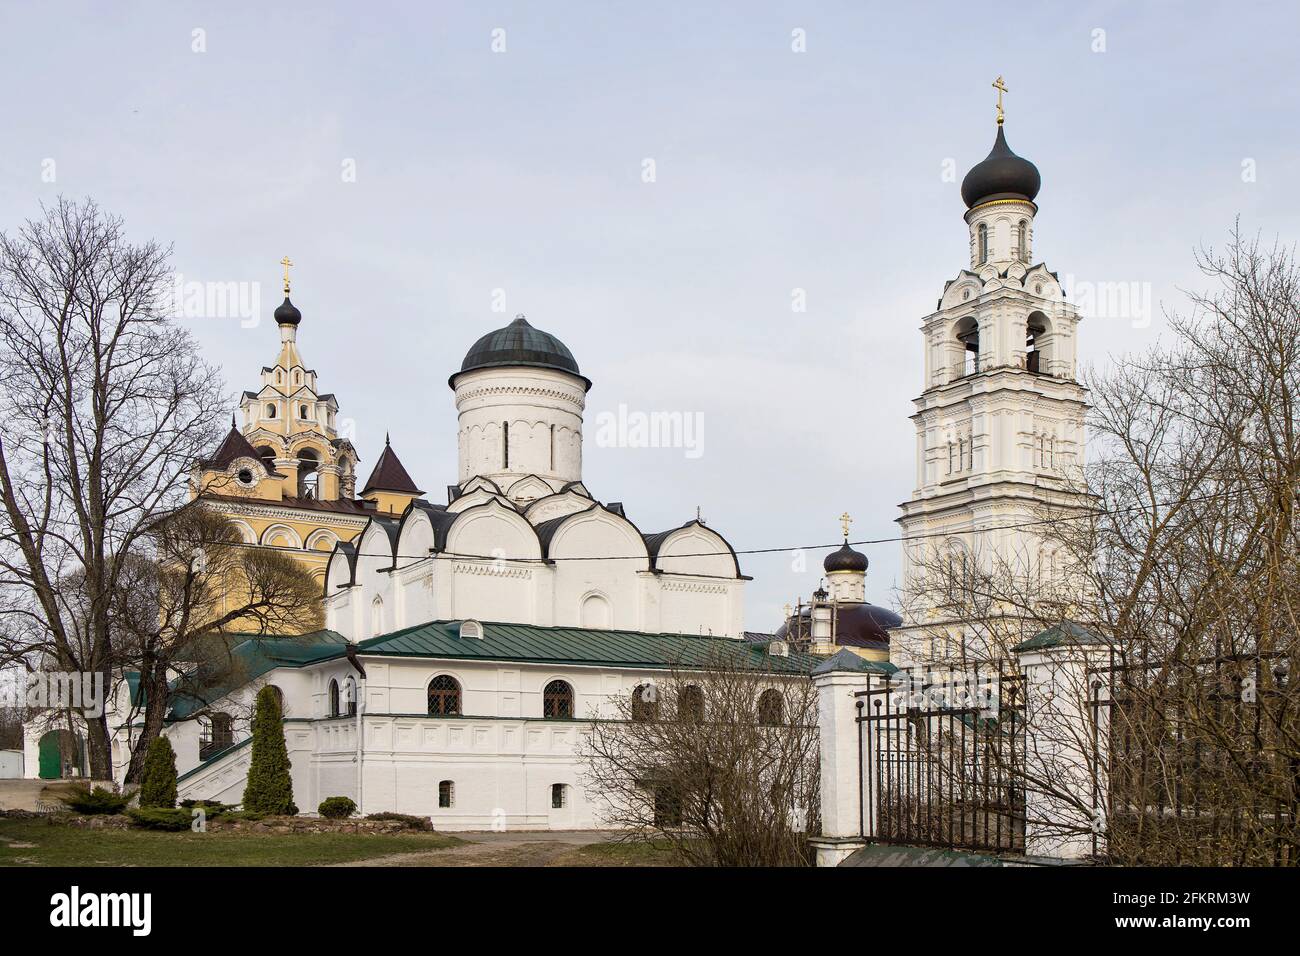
left=502, top=422, right=509, bottom=468
left=438, top=780, right=454, bottom=808
left=551, top=783, right=567, bottom=809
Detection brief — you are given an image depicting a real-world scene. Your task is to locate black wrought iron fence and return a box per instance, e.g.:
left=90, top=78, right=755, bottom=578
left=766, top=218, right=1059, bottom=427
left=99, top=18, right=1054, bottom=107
left=856, top=664, right=1025, bottom=854
left=1091, top=649, right=1299, bottom=866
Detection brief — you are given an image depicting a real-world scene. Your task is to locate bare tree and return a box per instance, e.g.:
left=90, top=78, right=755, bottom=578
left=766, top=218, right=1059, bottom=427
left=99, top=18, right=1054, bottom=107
left=902, top=225, right=1300, bottom=864
left=0, top=198, right=226, bottom=778
left=114, top=509, right=322, bottom=782
left=580, top=654, right=820, bottom=866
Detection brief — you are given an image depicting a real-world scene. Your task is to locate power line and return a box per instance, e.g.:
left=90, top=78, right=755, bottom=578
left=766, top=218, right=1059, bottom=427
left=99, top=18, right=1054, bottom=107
left=187, top=481, right=1271, bottom=565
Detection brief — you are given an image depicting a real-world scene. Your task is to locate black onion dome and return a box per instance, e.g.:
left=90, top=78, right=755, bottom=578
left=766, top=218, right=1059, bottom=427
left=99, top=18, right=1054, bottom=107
left=960, top=126, right=1041, bottom=209
left=824, top=542, right=868, bottom=574
left=452, top=315, right=588, bottom=389
left=274, top=296, right=302, bottom=326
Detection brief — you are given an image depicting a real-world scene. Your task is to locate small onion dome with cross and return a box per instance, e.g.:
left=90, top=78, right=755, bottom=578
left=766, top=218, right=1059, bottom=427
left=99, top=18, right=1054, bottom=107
left=274, top=256, right=302, bottom=326
left=960, top=75, right=1040, bottom=208
left=960, top=126, right=1041, bottom=209
left=824, top=511, right=867, bottom=573
left=452, top=314, right=590, bottom=390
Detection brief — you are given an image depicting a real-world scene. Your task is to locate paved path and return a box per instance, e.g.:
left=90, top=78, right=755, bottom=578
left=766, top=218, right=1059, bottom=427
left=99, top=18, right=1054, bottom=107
left=331, top=829, right=627, bottom=867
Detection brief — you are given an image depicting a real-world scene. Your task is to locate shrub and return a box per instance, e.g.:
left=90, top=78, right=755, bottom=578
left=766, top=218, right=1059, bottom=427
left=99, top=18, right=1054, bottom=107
left=242, top=685, right=295, bottom=815
left=127, top=807, right=193, bottom=831
left=138, top=736, right=178, bottom=808
left=180, top=799, right=234, bottom=817
left=365, top=811, right=433, bottom=831
left=318, top=796, right=357, bottom=819
left=217, top=809, right=267, bottom=822
left=59, top=786, right=130, bottom=815
left=179, top=799, right=232, bottom=819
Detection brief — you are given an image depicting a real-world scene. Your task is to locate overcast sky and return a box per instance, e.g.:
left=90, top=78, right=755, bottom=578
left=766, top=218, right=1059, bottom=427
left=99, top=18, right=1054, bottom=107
left=2, top=1, right=1298, bottom=631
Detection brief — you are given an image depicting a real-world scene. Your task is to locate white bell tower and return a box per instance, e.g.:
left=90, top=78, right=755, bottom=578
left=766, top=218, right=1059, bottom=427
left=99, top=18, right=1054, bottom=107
left=894, top=82, right=1090, bottom=668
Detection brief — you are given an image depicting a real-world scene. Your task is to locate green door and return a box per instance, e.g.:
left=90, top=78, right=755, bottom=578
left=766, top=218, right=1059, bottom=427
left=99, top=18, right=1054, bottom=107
left=37, top=730, right=82, bottom=779
left=38, top=731, right=62, bottom=779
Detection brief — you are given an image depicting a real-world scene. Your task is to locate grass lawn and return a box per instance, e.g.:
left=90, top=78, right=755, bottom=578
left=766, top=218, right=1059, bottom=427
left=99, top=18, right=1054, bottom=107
left=574, top=839, right=686, bottom=866
left=0, top=819, right=462, bottom=867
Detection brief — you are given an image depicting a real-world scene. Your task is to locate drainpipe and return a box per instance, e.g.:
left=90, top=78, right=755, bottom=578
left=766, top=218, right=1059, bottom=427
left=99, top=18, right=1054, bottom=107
left=346, top=645, right=367, bottom=814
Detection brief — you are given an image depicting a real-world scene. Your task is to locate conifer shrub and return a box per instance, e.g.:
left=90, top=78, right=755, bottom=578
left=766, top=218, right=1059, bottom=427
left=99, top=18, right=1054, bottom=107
left=138, top=736, right=178, bottom=808
left=126, top=807, right=193, bottom=831
left=241, top=685, right=296, bottom=815
left=59, top=785, right=130, bottom=815
left=179, top=798, right=234, bottom=817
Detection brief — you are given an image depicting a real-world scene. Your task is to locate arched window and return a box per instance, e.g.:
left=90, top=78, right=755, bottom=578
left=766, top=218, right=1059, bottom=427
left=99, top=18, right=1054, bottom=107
left=297, top=448, right=319, bottom=499
left=1017, top=219, right=1028, bottom=261
left=343, top=676, right=357, bottom=717
left=1026, top=312, right=1049, bottom=374
left=631, top=684, right=658, bottom=722
left=299, top=403, right=310, bottom=419
left=977, top=222, right=988, bottom=264
left=551, top=783, right=568, bottom=809
left=956, top=317, right=980, bottom=376
left=328, top=679, right=340, bottom=718
left=438, top=780, right=455, bottom=808
left=543, top=680, right=574, bottom=719
left=266, top=402, right=277, bottom=419
left=678, top=685, right=705, bottom=724
left=428, top=675, right=462, bottom=716
left=256, top=445, right=277, bottom=473
left=758, top=689, right=785, bottom=726
left=370, top=595, right=384, bottom=637
left=200, top=712, right=234, bottom=760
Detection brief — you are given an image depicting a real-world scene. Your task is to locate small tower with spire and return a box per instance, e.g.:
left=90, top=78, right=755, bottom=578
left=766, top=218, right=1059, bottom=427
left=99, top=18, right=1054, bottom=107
left=823, top=513, right=868, bottom=604
left=223, top=258, right=357, bottom=502
left=359, top=432, right=424, bottom=516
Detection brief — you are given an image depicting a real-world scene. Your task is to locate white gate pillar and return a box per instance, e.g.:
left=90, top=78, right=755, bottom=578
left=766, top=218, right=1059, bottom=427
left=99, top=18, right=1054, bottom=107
left=809, top=650, right=888, bottom=867
left=1014, top=624, right=1110, bottom=860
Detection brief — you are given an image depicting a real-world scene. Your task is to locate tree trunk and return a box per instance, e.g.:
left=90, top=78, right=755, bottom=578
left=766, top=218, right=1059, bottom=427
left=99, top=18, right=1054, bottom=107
left=125, top=661, right=170, bottom=784
left=84, top=710, right=113, bottom=781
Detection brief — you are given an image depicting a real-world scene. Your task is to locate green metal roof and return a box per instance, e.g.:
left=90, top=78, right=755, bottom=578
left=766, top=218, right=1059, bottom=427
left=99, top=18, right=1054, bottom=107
left=167, top=630, right=350, bottom=720
left=166, top=623, right=819, bottom=724
left=347, top=620, right=820, bottom=673
left=810, top=648, right=898, bottom=676
left=1011, top=621, right=1108, bottom=654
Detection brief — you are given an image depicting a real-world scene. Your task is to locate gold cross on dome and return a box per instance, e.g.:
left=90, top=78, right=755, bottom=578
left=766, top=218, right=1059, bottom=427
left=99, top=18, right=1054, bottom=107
left=839, top=512, right=853, bottom=540
left=280, top=256, right=294, bottom=295
left=992, top=75, right=1008, bottom=126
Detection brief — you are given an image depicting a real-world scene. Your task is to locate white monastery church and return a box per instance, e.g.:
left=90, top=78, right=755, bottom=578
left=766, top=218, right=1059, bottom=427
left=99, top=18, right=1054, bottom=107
left=31, top=306, right=814, bottom=828
left=24, top=90, right=1087, bottom=833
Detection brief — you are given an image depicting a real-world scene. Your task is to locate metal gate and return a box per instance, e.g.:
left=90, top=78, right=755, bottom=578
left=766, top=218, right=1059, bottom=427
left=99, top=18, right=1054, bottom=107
left=856, top=665, right=1025, bottom=854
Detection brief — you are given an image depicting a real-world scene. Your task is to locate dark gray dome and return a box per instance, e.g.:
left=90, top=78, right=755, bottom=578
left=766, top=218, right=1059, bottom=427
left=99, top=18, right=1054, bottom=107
left=776, top=603, right=900, bottom=649
left=961, top=126, right=1041, bottom=209
left=824, top=543, right=868, bottom=574
left=452, top=315, right=588, bottom=389
left=274, top=296, right=302, bottom=326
